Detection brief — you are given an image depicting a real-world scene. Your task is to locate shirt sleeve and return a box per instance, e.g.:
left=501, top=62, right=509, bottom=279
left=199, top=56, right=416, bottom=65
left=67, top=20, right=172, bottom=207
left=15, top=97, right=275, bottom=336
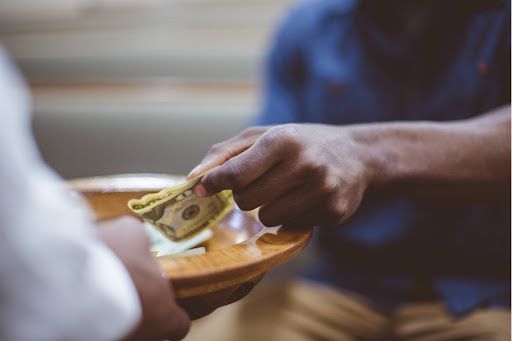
left=0, top=49, right=141, bottom=341
left=257, top=5, right=308, bottom=125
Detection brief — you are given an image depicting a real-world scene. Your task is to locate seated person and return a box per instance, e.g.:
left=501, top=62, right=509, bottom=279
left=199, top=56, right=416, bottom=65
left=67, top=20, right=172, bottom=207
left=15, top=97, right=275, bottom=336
left=188, top=0, right=511, bottom=339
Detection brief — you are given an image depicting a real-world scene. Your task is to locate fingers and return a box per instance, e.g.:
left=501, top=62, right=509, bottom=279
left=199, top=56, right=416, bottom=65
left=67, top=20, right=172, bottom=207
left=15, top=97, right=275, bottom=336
left=99, top=218, right=192, bottom=341
left=187, top=128, right=267, bottom=179
left=232, top=162, right=299, bottom=211
left=198, top=139, right=281, bottom=196
left=257, top=184, right=322, bottom=227
left=165, top=304, right=190, bottom=341
left=282, top=204, right=334, bottom=229
left=187, top=140, right=250, bottom=179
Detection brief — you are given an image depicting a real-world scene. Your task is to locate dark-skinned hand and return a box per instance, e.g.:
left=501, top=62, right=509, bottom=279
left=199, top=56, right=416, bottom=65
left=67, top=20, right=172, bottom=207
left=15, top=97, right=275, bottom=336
left=188, top=124, right=372, bottom=228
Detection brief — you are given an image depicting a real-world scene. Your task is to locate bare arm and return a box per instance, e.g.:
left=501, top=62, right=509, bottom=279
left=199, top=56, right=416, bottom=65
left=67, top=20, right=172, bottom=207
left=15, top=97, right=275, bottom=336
left=189, top=106, right=510, bottom=227
left=353, top=106, right=511, bottom=199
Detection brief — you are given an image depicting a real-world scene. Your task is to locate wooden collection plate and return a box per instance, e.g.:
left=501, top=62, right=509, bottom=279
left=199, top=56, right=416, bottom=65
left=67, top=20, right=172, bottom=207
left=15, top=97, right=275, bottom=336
left=68, top=174, right=312, bottom=319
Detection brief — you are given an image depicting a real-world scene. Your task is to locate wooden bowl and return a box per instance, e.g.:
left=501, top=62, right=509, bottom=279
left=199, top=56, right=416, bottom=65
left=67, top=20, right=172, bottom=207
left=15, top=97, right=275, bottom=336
left=68, top=174, right=312, bottom=319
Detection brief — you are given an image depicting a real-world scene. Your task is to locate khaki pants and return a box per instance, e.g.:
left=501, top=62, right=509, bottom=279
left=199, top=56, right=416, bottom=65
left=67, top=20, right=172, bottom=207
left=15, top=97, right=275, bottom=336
left=185, top=280, right=510, bottom=341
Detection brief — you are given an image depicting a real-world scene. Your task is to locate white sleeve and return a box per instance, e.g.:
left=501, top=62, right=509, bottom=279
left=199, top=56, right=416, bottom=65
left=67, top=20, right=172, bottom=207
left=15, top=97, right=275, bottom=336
left=0, top=49, right=141, bottom=341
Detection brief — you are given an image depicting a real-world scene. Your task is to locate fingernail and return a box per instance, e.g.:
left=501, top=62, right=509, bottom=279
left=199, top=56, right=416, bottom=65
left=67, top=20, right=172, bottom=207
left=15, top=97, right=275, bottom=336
left=187, top=164, right=203, bottom=178
left=194, top=183, right=208, bottom=197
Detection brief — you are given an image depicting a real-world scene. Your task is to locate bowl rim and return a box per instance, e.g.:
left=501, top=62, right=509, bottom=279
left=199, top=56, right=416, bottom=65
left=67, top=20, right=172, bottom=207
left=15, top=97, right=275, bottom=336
left=68, top=174, right=312, bottom=297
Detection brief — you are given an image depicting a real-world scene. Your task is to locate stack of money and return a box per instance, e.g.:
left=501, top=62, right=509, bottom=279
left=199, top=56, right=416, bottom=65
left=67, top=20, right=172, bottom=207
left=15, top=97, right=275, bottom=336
left=128, top=175, right=233, bottom=242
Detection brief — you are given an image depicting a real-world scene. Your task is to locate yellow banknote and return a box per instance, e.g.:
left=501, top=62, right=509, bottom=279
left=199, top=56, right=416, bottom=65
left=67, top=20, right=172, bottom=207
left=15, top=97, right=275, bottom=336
left=128, top=175, right=233, bottom=241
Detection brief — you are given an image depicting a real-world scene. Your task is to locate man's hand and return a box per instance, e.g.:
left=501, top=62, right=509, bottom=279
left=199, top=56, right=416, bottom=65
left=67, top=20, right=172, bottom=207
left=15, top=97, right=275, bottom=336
left=189, top=124, right=372, bottom=228
left=188, top=126, right=272, bottom=180
left=99, top=217, right=190, bottom=341
left=188, top=106, right=510, bottom=228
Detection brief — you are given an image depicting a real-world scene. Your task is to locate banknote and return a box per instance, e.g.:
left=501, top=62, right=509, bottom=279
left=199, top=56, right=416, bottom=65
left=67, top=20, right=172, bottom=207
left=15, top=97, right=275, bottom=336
left=145, top=222, right=212, bottom=257
left=128, top=174, right=233, bottom=241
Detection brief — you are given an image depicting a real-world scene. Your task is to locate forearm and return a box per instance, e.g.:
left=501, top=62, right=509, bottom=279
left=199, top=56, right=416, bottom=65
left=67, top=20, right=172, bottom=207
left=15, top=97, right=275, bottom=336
left=351, top=106, right=511, bottom=199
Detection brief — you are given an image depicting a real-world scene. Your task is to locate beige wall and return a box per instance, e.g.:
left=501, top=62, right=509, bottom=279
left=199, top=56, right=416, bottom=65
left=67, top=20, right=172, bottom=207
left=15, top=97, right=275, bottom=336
left=0, top=0, right=292, bottom=178
left=31, top=82, right=257, bottom=178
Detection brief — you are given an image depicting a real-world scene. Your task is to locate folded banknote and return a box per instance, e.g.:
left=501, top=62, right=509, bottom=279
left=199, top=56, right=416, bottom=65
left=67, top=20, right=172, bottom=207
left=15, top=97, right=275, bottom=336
left=128, top=174, right=233, bottom=241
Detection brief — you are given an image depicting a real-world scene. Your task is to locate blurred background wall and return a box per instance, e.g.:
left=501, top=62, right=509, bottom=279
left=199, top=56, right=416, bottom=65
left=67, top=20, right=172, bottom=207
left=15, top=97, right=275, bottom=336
left=0, top=0, right=291, bottom=178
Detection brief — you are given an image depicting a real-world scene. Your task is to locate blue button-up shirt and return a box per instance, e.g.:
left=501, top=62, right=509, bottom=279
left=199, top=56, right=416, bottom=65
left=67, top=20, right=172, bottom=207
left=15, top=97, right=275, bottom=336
left=257, top=0, right=510, bottom=315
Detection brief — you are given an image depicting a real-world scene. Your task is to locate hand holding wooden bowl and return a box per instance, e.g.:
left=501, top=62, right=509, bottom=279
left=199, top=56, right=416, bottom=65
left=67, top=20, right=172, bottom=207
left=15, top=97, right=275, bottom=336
left=69, top=174, right=312, bottom=319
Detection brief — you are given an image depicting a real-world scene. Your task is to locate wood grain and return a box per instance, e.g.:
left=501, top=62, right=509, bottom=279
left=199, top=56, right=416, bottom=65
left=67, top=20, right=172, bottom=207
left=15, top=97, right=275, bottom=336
left=68, top=174, right=312, bottom=319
